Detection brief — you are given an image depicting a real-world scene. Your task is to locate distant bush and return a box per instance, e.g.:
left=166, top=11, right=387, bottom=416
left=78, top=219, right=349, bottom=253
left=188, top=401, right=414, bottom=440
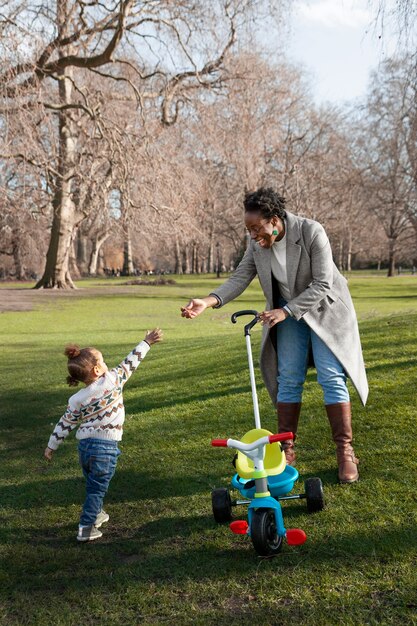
left=122, top=278, right=177, bottom=286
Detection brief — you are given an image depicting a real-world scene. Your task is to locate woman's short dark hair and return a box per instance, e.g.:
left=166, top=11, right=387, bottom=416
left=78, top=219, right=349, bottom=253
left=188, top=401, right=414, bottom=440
left=244, top=187, right=286, bottom=220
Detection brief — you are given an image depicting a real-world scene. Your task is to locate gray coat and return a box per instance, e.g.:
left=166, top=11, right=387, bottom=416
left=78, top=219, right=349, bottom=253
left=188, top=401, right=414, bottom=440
left=211, top=211, right=368, bottom=406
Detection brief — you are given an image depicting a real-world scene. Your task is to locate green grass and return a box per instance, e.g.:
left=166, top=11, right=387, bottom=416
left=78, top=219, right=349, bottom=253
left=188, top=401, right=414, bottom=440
left=1, top=274, right=417, bottom=625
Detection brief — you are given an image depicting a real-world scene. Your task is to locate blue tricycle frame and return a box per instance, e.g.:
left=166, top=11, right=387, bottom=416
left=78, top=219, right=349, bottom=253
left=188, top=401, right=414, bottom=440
left=239, top=466, right=297, bottom=536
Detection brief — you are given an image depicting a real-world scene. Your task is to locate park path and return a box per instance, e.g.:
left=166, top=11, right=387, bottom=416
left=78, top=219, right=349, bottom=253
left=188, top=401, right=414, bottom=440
left=0, top=286, right=136, bottom=312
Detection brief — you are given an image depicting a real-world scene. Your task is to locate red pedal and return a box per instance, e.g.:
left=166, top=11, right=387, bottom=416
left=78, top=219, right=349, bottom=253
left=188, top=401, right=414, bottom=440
left=286, top=528, right=307, bottom=545
left=230, top=520, right=249, bottom=535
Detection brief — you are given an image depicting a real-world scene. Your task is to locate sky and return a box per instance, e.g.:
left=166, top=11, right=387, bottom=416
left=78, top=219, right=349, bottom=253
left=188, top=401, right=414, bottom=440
left=286, top=0, right=401, bottom=105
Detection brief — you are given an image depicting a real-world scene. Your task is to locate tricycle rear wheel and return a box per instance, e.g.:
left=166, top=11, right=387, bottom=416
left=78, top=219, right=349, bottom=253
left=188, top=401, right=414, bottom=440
left=211, top=487, right=232, bottom=523
left=305, top=477, right=325, bottom=513
left=250, top=509, right=283, bottom=556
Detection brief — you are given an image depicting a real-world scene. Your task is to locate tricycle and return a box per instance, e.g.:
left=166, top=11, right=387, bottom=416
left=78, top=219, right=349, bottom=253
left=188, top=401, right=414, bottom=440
left=211, top=310, right=324, bottom=556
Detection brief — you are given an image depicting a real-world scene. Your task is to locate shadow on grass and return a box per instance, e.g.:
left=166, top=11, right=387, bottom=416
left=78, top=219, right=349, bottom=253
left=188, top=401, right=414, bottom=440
left=298, top=468, right=339, bottom=486
left=0, top=468, right=223, bottom=510
left=134, top=512, right=417, bottom=560
left=0, top=379, right=252, bottom=439
left=1, top=512, right=416, bottom=596
left=1, top=334, right=260, bottom=424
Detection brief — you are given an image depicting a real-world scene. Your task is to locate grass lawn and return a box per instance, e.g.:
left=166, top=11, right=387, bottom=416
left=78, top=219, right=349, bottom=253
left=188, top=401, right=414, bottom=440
left=1, top=273, right=417, bottom=625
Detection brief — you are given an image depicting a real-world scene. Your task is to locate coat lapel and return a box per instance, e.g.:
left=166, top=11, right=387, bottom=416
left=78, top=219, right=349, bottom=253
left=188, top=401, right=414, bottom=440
left=285, top=212, right=302, bottom=297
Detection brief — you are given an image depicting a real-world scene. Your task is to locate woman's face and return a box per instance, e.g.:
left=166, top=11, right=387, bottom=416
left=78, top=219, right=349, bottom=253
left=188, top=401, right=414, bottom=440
left=244, top=211, right=280, bottom=249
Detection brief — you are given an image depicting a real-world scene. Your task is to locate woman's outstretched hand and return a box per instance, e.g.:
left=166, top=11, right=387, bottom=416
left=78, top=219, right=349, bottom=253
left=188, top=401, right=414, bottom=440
left=181, top=298, right=208, bottom=319
left=258, top=308, right=289, bottom=327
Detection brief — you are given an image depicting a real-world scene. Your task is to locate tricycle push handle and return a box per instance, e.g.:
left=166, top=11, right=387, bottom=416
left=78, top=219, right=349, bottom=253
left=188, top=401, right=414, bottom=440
left=231, top=310, right=259, bottom=336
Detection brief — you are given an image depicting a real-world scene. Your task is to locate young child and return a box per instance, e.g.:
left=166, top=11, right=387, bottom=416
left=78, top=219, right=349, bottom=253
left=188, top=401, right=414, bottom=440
left=44, top=328, right=163, bottom=542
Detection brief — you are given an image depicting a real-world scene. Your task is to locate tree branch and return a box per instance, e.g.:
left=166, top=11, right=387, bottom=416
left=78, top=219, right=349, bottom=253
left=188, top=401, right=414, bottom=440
left=2, top=0, right=135, bottom=97
left=0, top=153, right=61, bottom=178
left=161, top=17, right=236, bottom=125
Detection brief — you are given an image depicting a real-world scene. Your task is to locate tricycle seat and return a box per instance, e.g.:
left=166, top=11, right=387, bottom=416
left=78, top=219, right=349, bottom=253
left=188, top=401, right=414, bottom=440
left=235, top=428, right=286, bottom=479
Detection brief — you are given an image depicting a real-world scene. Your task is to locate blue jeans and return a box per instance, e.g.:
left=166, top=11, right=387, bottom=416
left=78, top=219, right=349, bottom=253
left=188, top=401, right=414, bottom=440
left=78, top=438, right=121, bottom=526
left=275, top=303, right=349, bottom=405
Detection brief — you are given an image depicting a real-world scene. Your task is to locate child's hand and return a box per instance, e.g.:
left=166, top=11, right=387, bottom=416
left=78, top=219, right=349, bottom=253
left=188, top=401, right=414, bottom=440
left=44, top=447, right=54, bottom=462
left=145, top=328, right=163, bottom=345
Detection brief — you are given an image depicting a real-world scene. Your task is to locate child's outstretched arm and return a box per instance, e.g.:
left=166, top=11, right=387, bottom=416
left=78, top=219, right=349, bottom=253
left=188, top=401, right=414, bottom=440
left=113, top=328, right=163, bottom=386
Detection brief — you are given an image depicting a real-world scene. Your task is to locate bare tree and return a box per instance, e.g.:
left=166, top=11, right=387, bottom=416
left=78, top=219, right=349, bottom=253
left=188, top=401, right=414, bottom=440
left=0, top=157, right=49, bottom=279
left=1, top=0, right=259, bottom=287
left=355, top=57, right=415, bottom=275
left=370, top=0, right=417, bottom=46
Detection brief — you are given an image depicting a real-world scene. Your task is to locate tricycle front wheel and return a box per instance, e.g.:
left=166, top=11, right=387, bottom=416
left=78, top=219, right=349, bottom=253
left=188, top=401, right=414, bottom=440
left=250, top=509, right=283, bottom=556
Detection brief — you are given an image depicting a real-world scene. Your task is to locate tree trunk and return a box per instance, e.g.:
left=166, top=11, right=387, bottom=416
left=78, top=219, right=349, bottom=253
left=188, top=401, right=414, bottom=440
left=11, top=228, right=26, bottom=280
left=35, top=186, right=77, bottom=288
left=216, top=242, right=221, bottom=278
left=387, top=237, right=396, bottom=277
left=174, top=235, right=183, bottom=274
left=182, top=245, right=191, bottom=274
left=191, top=242, right=195, bottom=274
left=191, top=242, right=200, bottom=274
left=200, top=253, right=208, bottom=273
left=69, top=231, right=81, bottom=279
left=122, top=226, right=134, bottom=275
left=337, top=240, right=343, bottom=271
left=346, top=230, right=353, bottom=272
left=207, top=228, right=215, bottom=273
left=98, top=249, right=106, bottom=275
left=35, top=2, right=77, bottom=289
left=88, top=232, right=110, bottom=275
left=76, top=231, right=89, bottom=275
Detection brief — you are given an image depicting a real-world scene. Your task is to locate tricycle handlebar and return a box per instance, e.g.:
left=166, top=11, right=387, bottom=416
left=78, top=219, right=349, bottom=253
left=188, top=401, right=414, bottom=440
left=211, top=439, right=228, bottom=447
left=211, top=432, right=293, bottom=451
left=268, top=432, right=294, bottom=443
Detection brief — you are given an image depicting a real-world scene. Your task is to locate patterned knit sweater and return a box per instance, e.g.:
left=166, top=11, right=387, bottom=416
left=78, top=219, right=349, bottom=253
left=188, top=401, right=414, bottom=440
left=47, top=341, right=150, bottom=450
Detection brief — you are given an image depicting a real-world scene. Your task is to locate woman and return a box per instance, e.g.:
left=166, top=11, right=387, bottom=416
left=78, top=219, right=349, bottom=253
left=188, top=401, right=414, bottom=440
left=181, top=187, right=368, bottom=483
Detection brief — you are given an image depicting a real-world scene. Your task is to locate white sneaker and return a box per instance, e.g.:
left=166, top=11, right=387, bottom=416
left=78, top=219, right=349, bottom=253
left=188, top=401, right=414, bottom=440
left=77, top=525, right=103, bottom=542
left=95, top=510, right=110, bottom=528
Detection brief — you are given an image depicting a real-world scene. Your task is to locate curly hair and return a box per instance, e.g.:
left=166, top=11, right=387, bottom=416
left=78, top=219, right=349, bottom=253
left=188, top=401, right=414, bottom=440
left=244, top=187, right=286, bottom=220
left=64, top=344, right=99, bottom=387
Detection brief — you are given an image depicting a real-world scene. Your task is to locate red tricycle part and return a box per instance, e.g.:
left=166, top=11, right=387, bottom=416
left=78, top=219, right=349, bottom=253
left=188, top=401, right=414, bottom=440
left=286, top=528, right=307, bottom=545
left=230, top=520, right=249, bottom=535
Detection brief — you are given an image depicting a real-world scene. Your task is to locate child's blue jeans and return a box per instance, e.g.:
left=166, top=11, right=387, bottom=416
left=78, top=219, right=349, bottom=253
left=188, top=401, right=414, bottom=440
left=78, top=438, right=121, bottom=527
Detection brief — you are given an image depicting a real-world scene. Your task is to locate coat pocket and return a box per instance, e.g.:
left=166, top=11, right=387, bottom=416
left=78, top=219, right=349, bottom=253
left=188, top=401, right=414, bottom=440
left=316, top=293, right=336, bottom=312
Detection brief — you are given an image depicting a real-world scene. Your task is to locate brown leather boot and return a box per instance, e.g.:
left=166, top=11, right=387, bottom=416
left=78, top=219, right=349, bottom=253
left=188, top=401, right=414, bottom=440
left=277, top=402, right=301, bottom=466
left=326, top=402, right=359, bottom=484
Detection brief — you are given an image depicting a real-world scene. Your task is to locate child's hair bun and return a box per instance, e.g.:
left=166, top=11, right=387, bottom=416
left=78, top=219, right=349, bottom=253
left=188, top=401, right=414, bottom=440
left=64, top=344, right=81, bottom=359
